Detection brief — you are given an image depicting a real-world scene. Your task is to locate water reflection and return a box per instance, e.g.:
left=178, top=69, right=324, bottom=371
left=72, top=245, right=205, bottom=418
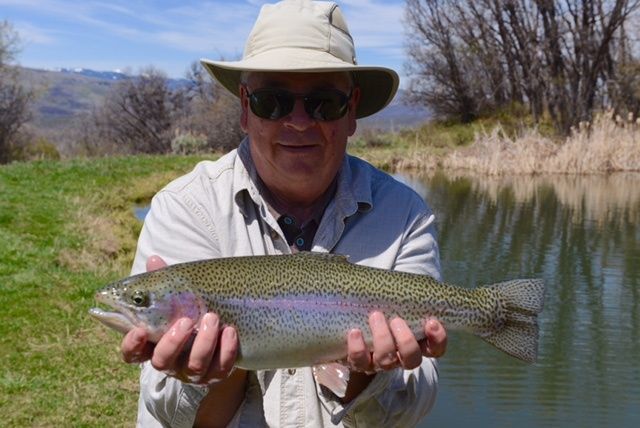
left=398, top=172, right=640, bottom=428
left=134, top=205, right=150, bottom=221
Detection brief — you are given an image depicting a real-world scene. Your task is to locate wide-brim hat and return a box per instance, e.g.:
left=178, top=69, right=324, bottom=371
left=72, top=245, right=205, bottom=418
left=200, top=0, right=399, bottom=119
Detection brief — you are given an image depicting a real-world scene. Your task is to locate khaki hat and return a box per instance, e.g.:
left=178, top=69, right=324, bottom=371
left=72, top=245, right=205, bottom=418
left=200, top=0, right=399, bottom=119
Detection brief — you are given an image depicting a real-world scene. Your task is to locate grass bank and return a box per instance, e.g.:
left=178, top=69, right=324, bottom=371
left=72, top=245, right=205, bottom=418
left=0, top=155, right=212, bottom=426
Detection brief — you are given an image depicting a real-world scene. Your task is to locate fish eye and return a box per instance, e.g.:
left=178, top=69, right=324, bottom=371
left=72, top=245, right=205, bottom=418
left=130, top=290, right=150, bottom=307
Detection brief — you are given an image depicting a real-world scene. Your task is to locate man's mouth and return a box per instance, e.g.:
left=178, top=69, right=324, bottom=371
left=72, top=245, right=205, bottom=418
left=279, top=143, right=318, bottom=151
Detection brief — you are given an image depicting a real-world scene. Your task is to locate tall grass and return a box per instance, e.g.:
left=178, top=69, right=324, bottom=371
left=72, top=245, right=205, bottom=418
left=444, top=111, right=640, bottom=175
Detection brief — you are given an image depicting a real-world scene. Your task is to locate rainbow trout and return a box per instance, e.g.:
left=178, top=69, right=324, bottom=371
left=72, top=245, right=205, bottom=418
left=90, top=252, right=545, bottom=370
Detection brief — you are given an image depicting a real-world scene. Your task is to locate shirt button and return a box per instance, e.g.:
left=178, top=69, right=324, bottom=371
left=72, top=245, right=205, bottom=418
left=295, top=237, right=304, bottom=247
left=284, top=216, right=294, bottom=225
left=287, top=368, right=296, bottom=375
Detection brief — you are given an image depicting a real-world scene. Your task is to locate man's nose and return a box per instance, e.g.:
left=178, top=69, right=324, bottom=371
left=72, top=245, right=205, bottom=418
left=283, top=98, right=314, bottom=130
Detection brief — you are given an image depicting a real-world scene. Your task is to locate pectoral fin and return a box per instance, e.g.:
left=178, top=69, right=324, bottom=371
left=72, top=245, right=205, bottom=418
left=312, top=362, right=350, bottom=398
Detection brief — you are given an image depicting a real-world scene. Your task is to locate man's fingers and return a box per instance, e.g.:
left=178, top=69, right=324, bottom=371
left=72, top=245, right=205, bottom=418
left=420, top=318, right=447, bottom=358
left=204, top=326, right=239, bottom=381
left=121, top=327, right=153, bottom=363
left=347, top=328, right=371, bottom=371
left=389, top=317, right=422, bottom=369
left=369, top=311, right=399, bottom=370
left=186, top=313, right=220, bottom=378
left=151, top=318, right=195, bottom=371
left=146, top=255, right=167, bottom=272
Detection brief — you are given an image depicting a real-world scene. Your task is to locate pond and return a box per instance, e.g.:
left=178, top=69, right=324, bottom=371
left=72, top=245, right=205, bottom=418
left=396, top=172, right=640, bottom=428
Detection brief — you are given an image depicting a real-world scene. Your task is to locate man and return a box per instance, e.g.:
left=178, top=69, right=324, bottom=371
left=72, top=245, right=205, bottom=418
left=121, top=1, right=447, bottom=426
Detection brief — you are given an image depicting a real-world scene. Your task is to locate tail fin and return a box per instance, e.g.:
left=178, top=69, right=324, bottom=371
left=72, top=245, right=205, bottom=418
left=481, top=279, right=545, bottom=363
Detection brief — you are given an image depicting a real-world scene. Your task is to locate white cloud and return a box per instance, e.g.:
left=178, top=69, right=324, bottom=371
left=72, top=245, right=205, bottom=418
left=13, top=22, right=57, bottom=46
left=341, top=1, right=405, bottom=47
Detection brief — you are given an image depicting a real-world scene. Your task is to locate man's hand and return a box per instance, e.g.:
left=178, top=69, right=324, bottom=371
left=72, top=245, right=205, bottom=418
left=120, top=255, right=240, bottom=384
left=347, top=311, right=447, bottom=373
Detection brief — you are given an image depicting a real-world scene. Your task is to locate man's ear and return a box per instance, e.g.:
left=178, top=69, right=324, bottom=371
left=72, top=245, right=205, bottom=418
left=240, top=86, right=249, bottom=132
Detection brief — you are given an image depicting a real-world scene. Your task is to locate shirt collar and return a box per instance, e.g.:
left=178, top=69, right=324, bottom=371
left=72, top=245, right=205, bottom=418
left=233, top=137, right=263, bottom=218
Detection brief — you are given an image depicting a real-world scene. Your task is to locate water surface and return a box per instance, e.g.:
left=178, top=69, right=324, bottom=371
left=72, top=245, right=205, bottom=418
left=396, top=172, right=640, bottom=428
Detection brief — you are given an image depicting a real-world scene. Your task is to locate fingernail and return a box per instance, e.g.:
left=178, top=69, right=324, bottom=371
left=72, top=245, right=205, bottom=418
left=178, top=318, right=194, bottom=332
left=427, top=319, right=439, bottom=332
left=201, top=313, right=219, bottom=332
left=390, top=317, right=403, bottom=333
left=225, top=326, right=237, bottom=341
left=371, top=312, right=385, bottom=326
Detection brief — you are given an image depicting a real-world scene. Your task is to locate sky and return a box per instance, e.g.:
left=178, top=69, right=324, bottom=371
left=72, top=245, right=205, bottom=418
left=1, top=0, right=411, bottom=80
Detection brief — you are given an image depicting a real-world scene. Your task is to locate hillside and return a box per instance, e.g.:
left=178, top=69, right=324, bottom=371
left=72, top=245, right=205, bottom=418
left=358, top=92, right=431, bottom=131
left=16, top=66, right=430, bottom=149
left=18, top=67, right=118, bottom=132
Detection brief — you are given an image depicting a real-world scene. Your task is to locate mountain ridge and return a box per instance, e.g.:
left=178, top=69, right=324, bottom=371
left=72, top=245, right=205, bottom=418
left=18, top=66, right=430, bottom=141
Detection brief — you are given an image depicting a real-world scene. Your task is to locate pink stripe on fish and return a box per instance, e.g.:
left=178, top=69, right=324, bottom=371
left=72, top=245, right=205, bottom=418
left=216, top=295, right=392, bottom=313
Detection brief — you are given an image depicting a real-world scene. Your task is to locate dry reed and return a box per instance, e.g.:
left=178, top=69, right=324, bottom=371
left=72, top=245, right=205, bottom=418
left=443, top=111, right=640, bottom=175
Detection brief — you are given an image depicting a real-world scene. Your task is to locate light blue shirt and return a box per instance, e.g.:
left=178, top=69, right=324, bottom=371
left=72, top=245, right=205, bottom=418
left=132, top=138, right=441, bottom=427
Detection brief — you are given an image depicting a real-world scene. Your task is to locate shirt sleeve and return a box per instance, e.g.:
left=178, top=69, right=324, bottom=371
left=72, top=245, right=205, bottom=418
left=394, top=210, right=442, bottom=281
left=133, top=190, right=221, bottom=428
left=319, top=209, right=443, bottom=427
left=131, top=190, right=221, bottom=275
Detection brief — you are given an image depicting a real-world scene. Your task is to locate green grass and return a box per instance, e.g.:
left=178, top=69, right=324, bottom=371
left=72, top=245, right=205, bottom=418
left=0, top=155, right=213, bottom=426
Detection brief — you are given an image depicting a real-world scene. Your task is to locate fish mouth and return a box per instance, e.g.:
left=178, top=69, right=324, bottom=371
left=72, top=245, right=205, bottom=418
left=89, top=290, right=139, bottom=335
left=88, top=307, right=136, bottom=335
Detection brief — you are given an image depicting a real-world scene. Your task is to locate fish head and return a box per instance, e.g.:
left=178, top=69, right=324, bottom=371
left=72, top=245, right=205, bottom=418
left=89, top=268, right=206, bottom=342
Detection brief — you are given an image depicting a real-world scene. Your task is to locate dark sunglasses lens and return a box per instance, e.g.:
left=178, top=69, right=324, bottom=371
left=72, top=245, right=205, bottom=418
left=305, top=90, right=349, bottom=121
left=249, top=89, right=295, bottom=120
left=249, top=88, right=350, bottom=121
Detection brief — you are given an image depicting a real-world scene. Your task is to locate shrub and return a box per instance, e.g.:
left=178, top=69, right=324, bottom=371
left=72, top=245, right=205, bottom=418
left=10, top=135, right=60, bottom=161
left=443, top=110, right=640, bottom=175
left=171, top=131, right=209, bottom=155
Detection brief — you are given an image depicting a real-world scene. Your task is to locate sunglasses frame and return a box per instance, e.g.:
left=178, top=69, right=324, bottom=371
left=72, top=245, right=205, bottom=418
left=244, top=86, right=353, bottom=122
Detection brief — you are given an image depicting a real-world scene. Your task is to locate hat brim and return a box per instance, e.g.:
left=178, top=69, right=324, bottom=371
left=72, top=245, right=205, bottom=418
left=201, top=47, right=399, bottom=119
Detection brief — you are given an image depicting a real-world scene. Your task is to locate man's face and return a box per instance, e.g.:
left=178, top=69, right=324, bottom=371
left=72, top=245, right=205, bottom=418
left=240, top=71, right=360, bottom=203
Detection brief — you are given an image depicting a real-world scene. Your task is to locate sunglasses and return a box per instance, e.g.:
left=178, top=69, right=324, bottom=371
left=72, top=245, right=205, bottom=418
left=246, top=87, right=352, bottom=121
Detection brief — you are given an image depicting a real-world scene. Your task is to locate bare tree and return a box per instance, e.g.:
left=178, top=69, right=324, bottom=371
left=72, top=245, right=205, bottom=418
left=405, top=0, right=479, bottom=122
left=405, top=0, right=640, bottom=133
left=175, top=61, right=243, bottom=152
left=87, top=62, right=243, bottom=156
left=94, top=67, right=175, bottom=154
left=0, top=21, right=32, bottom=163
